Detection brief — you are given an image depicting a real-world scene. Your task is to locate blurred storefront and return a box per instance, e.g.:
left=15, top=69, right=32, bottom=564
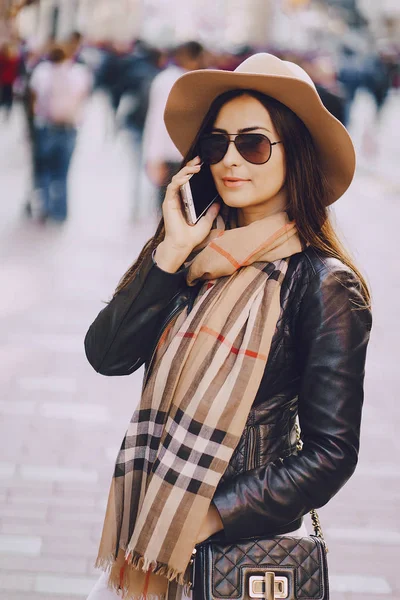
left=14, top=0, right=273, bottom=49
left=15, top=0, right=142, bottom=46
left=11, top=0, right=351, bottom=50
left=10, top=0, right=400, bottom=53
left=138, top=0, right=274, bottom=49
left=358, top=0, right=400, bottom=43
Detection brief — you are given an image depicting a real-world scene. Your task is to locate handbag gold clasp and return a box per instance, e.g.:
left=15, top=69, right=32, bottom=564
left=249, top=573, right=288, bottom=599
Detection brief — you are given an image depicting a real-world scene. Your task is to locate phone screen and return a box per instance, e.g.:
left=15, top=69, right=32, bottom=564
left=188, top=166, right=219, bottom=219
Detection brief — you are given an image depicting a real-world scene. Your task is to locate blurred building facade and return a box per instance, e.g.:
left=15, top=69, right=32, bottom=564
left=358, top=0, right=400, bottom=43
left=10, top=0, right=400, bottom=52
left=15, top=0, right=274, bottom=48
left=15, top=0, right=142, bottom=46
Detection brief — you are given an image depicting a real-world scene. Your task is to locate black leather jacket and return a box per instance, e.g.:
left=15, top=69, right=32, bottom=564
left=84, top=247, right=372, bottom=541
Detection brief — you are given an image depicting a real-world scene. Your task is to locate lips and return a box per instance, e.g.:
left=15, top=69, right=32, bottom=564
left=222, top=177, right=249, bottom=189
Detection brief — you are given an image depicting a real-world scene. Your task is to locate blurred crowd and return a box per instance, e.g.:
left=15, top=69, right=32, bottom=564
left=1, top=30, right=399, bottom=224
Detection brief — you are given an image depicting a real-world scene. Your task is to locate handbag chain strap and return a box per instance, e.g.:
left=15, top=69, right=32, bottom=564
left=295, top=423, right=327, bottom=550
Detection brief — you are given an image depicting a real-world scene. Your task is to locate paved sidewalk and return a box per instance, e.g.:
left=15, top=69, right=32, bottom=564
left=0, top=91, right=399, bottom=600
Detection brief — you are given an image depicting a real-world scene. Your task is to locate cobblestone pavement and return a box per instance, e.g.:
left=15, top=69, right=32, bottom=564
left=0, top=90, right=399, bottom=600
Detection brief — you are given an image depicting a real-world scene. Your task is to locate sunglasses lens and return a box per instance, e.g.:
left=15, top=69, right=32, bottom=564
left=199, top=135, right=228, bottom=165
left=199, top=134, right=273, bottom=165
left=236, top=134, right=271, bottom=164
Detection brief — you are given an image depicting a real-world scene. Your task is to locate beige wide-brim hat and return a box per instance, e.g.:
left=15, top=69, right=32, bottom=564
left=164, top=53, right=356, bottom=206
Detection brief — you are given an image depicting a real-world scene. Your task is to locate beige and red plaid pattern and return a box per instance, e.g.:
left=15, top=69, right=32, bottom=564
left=96, top=212, right=302, bottom=599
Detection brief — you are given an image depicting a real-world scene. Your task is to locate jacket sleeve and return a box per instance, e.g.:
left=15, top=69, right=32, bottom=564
left=84, top=253, right=188, bottom=376
left=212, top=265, right=372, bottom=541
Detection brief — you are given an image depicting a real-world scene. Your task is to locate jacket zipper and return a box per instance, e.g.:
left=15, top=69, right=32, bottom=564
left=245, top=426, right=258, bottom=470
left=143, top=301, right=186, bottom=388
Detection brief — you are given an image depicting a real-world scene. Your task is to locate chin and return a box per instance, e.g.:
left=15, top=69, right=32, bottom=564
left=219, top=192, right=254, bottom=208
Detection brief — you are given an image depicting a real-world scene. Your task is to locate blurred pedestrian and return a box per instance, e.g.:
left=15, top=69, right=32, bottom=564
left=359, top=49, right=392, bottom=158
left=18, top=42, right=54, bottom=219
left=120, top=43, right=163, bottom=219
left=300, top=55, right=346, bottom=125
left=362, top=51, right=392, bottom=118
left=143, top=41, right=206, bottom=209
left=96, top=42, right=133, bottom=125
left=66, top=31, right=84, bottom=62
left=29, top=46, right=92, bottom=222
left=337, top=45, right=363, bottom=127
left=0, top=43, right=20, bottom=120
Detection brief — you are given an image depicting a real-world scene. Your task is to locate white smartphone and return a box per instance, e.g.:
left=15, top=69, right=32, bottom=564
left=179, top=164, right=219, bottom=226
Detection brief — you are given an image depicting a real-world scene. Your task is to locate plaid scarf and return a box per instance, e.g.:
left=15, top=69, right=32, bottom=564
left=96, top=212, right=302, bottom=599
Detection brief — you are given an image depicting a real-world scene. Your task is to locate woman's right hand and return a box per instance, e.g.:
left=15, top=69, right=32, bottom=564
left=154, top=157, right=220, bottom=273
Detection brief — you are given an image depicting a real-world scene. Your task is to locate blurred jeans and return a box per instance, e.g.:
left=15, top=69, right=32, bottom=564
left=33, top=124, right=77, bottom=221
left=0, top=84, right=14, bottom=116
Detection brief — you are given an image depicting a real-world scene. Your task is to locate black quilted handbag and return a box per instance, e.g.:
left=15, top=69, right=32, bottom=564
left=190, top=428, right=329, bottom=600
left=190, top=512, right=329, bottom=600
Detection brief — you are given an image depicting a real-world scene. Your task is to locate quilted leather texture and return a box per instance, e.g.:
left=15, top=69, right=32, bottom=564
left=200, top=535, right=328, bottom=600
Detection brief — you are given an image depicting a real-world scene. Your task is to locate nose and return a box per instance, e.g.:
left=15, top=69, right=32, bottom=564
left=221, top=139, right=242, bottom=168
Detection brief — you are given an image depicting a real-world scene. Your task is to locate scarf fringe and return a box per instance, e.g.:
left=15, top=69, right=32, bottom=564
left=95, top=553, right=117, bottom=572
left=95, top=550, right=186, bottom=600
left=125, top=550, right=188, bottom=586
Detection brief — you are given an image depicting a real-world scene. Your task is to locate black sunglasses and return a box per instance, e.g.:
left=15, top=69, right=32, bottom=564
left=199, top=133, right=282, bottom=165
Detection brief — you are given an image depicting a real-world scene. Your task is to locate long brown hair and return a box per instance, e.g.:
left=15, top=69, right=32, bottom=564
left=114, top=89, right=370, bottom=306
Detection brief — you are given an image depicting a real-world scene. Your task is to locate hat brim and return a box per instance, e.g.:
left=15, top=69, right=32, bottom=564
left=164, top=69, right=356, bottom=206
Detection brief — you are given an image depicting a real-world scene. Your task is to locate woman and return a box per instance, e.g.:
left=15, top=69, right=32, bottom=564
left=85, top=53, right=372, bottom=600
